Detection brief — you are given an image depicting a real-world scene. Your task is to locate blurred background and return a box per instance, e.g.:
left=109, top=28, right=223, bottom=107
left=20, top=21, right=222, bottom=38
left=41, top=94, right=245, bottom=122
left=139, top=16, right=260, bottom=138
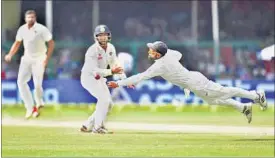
left=1, top=0, right=274, bottom=105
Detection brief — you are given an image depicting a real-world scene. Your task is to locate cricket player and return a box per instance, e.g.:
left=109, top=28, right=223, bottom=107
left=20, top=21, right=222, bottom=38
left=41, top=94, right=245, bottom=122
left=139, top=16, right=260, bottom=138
left=258, top=44, right=274, bottom=61
left=5, top=10, right=54, bottom=119
left=108, top=41, right=268, bottom=124
left=80, top=25, right=133, bottom=133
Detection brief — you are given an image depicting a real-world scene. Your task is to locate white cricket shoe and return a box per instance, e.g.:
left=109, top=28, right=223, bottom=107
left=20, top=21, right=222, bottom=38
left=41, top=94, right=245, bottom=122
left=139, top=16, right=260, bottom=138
left=25, top=110, right=33, bottom=119
left=91, top=126, right=113, bottom=134
left=25, top=107, right=40, bottom=119
left=242, top=103, right=252, bottom=124
left=80, top=125, right=92, bottom=133
left=255, top=90, right=268, bottom=111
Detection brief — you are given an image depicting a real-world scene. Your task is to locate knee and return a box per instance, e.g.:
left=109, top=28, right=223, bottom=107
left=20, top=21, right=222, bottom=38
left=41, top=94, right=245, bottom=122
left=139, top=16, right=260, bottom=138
left=17, top=79, right=27, bottom=87
left=34, top=83, right=43, bottom=90
left=33, top=79, right=43, bottom=90
left=207, top=99, right=219, bottom=105
left=213, top=99, right=228, bottom=106
left=99, top=97, right=112, bottom=105
left=97, top=95, right=112, bottom=104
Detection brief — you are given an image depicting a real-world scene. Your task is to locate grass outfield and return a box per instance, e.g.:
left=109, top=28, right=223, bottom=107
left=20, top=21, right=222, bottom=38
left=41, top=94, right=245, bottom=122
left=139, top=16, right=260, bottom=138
left=2, top=104, right=274, bottom=157
left=2, top=126, right=274, bottom=157
left=2, top=104, right=274, bottom=126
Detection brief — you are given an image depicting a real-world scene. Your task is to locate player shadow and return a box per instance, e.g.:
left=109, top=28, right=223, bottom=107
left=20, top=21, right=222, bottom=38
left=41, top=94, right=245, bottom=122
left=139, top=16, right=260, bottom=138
left=233, top=138, right=275, bottom=142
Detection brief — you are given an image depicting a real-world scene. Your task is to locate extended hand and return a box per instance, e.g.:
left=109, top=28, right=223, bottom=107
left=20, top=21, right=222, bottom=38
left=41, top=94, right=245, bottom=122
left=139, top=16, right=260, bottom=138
left=4, top=54, right=12, bottom=63
left=107, top=81, right=119, bottom=88
left=127, top=85, right=135, bottom=89
left=111, top=66, right=123, bottom=74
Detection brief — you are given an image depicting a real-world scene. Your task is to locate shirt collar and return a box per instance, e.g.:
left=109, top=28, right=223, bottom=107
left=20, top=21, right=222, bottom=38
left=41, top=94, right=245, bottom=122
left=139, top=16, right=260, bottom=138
left=96, top=42, right=109, bottom=52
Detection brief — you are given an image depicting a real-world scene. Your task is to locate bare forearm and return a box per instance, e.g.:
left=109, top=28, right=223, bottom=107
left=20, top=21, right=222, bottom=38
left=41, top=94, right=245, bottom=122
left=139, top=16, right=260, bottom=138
left=8, top=41, right=21, bottom=56
left=46, top=40, right=55, bottom=61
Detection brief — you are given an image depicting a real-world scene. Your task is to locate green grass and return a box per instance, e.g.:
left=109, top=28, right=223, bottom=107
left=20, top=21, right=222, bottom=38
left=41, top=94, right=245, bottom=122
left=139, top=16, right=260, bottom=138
left=2, top=104, right=274, bottom=126
left=2, top=126, right=274, bottom=157
left=2, top=105, right=274, bottom=157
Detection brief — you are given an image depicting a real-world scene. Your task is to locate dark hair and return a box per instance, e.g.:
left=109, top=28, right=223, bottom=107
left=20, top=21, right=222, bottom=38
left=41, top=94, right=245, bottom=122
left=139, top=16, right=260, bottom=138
left=25, top=10, right=36, bottom=17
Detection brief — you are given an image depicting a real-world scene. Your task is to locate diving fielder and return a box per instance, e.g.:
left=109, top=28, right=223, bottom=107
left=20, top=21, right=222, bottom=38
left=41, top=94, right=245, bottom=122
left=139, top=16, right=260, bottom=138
left=5, top=10, right=55, bottom=119
left=108, top=41, right=268, bottom=124
left=80, top=25, right=132, bottom=133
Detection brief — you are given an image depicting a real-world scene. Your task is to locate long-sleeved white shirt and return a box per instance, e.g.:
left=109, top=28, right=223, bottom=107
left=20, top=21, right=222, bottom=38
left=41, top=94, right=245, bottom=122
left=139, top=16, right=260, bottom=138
left=81, top=42, right=126, bottom=79
left=117, top=49, right=210, bottom=91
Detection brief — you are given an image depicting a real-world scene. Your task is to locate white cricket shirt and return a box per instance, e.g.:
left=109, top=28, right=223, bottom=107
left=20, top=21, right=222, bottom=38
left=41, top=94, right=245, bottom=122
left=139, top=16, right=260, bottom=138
left=82, top=42, right=126, bottom=78
left=260, top=44, right=274, bottom=61
left=16, top=22, right=52, bottom=58
left=117, top=49, right=210, bottom=91
left=117, top=52, right=134, bottom=73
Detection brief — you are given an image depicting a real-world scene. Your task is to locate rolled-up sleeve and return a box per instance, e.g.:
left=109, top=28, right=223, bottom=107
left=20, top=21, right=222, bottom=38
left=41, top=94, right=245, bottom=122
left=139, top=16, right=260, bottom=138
left=15, top=28, right=23, bottom=42
left=42, top=27, right=53, bottom=42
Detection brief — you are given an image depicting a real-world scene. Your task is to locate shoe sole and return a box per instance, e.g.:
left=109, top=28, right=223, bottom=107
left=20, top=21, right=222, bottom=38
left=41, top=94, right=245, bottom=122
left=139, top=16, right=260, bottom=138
left=243, top=105, right=252, bottom=124
left=258, top=91, right=268, bottom=111
left=80, top=129, right=92, bottom=133
left=247, top=106, right=252, bottom=124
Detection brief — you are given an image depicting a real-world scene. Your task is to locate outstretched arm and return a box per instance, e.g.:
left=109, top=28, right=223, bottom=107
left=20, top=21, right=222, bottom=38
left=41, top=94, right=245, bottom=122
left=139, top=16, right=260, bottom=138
left=108, top=61, right=164, bottom=88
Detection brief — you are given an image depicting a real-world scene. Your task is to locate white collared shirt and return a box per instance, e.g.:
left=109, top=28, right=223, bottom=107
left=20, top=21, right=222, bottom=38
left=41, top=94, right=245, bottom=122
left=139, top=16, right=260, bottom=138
left=117, top=49, right=209, bottom=91
left=16, top=22, right=52, bottom=58
left=82, top=42, right=126, bottom=79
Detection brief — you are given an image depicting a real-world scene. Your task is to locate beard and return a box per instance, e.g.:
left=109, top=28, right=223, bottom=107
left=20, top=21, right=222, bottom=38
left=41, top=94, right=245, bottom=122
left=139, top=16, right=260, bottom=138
left=148, top=55, right=156, bottom=61
left=99, top=41, right=107, bottom=47
left=27, top=21, right=35, bottom=25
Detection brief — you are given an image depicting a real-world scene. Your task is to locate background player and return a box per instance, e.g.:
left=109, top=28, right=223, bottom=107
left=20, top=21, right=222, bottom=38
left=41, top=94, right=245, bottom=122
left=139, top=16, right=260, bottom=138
left=108, top=41, right=268, bottom=124
left=258, top=44, right=274, bottom=61
left=80, top=25, right=133, bottom=134
left=112, top=52, right=134, bottom=103
left=4, top=10, right=55, bottom=119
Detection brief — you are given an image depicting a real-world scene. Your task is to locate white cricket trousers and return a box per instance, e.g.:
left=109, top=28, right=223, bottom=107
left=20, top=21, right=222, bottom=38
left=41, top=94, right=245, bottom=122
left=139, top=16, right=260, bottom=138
left=17, top=55, right=45, bottom=111
left=80, top=72, right=113, bottom=129
left=190, top=72, right=258, bottom=112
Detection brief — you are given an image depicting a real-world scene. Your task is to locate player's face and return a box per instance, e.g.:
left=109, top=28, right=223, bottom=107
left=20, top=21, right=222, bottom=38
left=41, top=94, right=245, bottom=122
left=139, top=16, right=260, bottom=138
left=148, top=48, right=161, bottom=60
left=25, top=14, right=36, bottom=25
left=97, top=33, right=109, bottom=46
